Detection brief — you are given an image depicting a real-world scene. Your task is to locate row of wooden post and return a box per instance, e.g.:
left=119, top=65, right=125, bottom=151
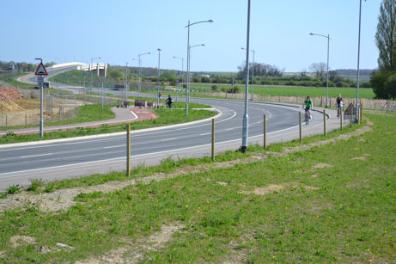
left=125, top=105, right=363, bottom=175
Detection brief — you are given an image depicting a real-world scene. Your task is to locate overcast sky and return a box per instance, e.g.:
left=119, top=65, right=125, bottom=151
left=0, top=0, right=382, bottom=72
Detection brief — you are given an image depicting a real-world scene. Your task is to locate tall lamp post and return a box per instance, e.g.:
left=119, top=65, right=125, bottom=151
left=241, top=0, right=251, bottom=153
left=138, top=52, right=151, bottom=92
left=185, top=19, right=213, bottom=116
left=157, top=48, right=162, bottom=108
left=355, top=0, right=365, bottom=123
left=310, top=32, right=330, bottom=108
left=241, top=47, right=255, bottom=85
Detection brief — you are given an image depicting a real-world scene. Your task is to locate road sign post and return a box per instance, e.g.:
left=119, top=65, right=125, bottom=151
left=34, top=60, right=48, bottom=139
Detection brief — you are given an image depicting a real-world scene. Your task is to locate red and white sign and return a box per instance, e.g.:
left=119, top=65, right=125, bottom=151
left=35, top=63, right=48, bottom=76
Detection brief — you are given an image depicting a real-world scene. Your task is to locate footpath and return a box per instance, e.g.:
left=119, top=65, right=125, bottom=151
left=0, top=107, right=156, bottom=136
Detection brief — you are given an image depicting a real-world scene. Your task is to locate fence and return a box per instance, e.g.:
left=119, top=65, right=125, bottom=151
left=0, top=88, right=121, bottom=129
left=202, top=92, right=396, bottom=112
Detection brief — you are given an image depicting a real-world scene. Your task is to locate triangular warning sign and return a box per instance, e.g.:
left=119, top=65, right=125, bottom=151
left=35, top=63, right=48, bottom=76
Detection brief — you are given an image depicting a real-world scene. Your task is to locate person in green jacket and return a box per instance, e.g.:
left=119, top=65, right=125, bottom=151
left=304, top=96, right=313, bottom=123
left=304, top=96, right=313, bottom=111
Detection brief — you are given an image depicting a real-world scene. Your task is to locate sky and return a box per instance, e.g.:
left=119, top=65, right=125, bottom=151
left=0, top=0, right=382, bottom=72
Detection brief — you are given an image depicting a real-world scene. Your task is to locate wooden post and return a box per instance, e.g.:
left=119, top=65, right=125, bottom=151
left=323, top=110, right=327, bottom=136
left=126, top=124, right=131, bottom=177
left=263, top=114, right=267, bottom=149
left=5, top=114, right=7, bottom=128
left=25, top=112, right=27, bottom=127
left=360, top=101, right=363, bottom=122
left=299, top=112, right=302, bottom=142
left=211, top=118, right=215, bottom=161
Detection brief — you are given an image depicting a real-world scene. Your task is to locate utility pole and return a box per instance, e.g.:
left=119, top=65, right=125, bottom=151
left=241, top=0, right=251, bottom=153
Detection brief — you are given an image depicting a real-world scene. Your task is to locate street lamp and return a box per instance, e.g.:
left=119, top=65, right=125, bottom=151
left=157, top=48, right=162, bottom=108
left=173, top=56, right=184, bottom=102
left=241, top=0, right=251, bottom=153
left=355, top=0, right=365, bottom=123
left=241, top=47, right=256, bottom=85
left=138, top=51, right=151, bottom=92
left=310, top=32, right=330, bottom=108
left=185, top=19, right=214, bottom=116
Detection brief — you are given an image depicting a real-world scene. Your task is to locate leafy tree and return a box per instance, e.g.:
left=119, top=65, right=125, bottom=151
left=372, top=0, right=396, bottom=99
left=376, top=0, right=396, bottom=71
left=108, top=69, right=123, bottom=80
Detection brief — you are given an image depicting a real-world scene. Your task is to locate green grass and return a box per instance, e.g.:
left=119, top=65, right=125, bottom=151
left=190, top=83, right=375, bottom=99
left=0, top=108, right=215, bottom=144
left=0, top=73, right=36, bottom=89
left=46, top=104, right=115, bottom=126
left=50, top=70, right=375, bottom=99
left=0, top=104, right=115, bottom=131
left=0, top=112, right=395, bottom=263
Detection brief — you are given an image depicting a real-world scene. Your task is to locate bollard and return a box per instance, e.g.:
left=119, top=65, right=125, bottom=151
left=25, top=113, right=27, bottom=127
left=323, top=110, right=327, bottom=136
left=211, top=118, right=215, bottom=161
left=263, top=114, right=267, bottom=149
left=340, top=111, right=343, bottom=131
left=126, top=124, right=131, bottom=177
left=299, top=112, right=302, bottom=142
left=5, top=114, right=8, bottom=128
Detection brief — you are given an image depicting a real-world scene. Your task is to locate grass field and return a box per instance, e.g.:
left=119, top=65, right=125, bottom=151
left=50, top=70, right=376, bottom=100
left=0, top=112, right=394, bottom=263
left=0, top=108, right=215, bottom=144
left=191, top=83, right=375, bottom=99
left=45, top=104, right=114, bottom=126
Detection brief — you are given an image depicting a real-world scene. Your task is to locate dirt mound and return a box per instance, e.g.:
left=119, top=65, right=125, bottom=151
left=0, top=87, right=24, bottom=112
left=0, top=87, right=23, bottom=101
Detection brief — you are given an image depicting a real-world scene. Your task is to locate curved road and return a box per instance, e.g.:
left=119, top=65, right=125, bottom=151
left=0, top=66, right=323, bottom=189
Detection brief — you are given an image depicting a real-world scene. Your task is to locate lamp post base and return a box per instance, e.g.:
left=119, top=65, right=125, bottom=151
left=239, top=146, right=248, bottom=153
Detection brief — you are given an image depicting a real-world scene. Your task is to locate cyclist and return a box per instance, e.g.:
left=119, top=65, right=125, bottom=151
left=336, top=94, right=343, bottom=117
left=166, top=95, right=173, bottom=108
left=304, top=96, right=313, bottom=124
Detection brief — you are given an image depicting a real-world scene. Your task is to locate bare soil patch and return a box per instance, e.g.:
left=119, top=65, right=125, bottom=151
left=75, top=223, right=184, bottom=264
left=9, top=235, right=36, bottom=248
left=241, top=183, right=318, bottom=196
left=351, top=154, right=370, bottom=161
left=312, top=163, right=333, bottom=170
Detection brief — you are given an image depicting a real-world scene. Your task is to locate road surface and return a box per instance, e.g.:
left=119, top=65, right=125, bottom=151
left=0, top=66, right=325, bottom=190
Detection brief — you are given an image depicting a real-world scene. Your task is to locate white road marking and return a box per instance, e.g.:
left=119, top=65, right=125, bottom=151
left=103, top=145, right=124, bottom=149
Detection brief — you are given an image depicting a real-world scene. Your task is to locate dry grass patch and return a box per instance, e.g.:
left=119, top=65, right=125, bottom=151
left=240, top=182, right=318, bottom=196
left=9, top=235, right=36, bottom=249
left=75, top=223, right=184, bottom=264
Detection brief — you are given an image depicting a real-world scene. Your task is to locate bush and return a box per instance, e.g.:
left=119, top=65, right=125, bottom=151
left=385, top=73, right=396, bottom=98
left=27, top=179, right=45, bottom=192
left=211, top=85, right=218, bottom=92
left=7, top=185, right=21, bottom=194
left=371, top=71, right=395, bottom=99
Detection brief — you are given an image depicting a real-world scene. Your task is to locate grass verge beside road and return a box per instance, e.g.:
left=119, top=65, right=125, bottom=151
left=0, top=108, right=215, bottom=144
left=0, top=112, right=394, bottom=263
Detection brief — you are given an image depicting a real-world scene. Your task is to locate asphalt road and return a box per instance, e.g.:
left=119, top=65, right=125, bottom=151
left=0, top=66, right=323, bottom=189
